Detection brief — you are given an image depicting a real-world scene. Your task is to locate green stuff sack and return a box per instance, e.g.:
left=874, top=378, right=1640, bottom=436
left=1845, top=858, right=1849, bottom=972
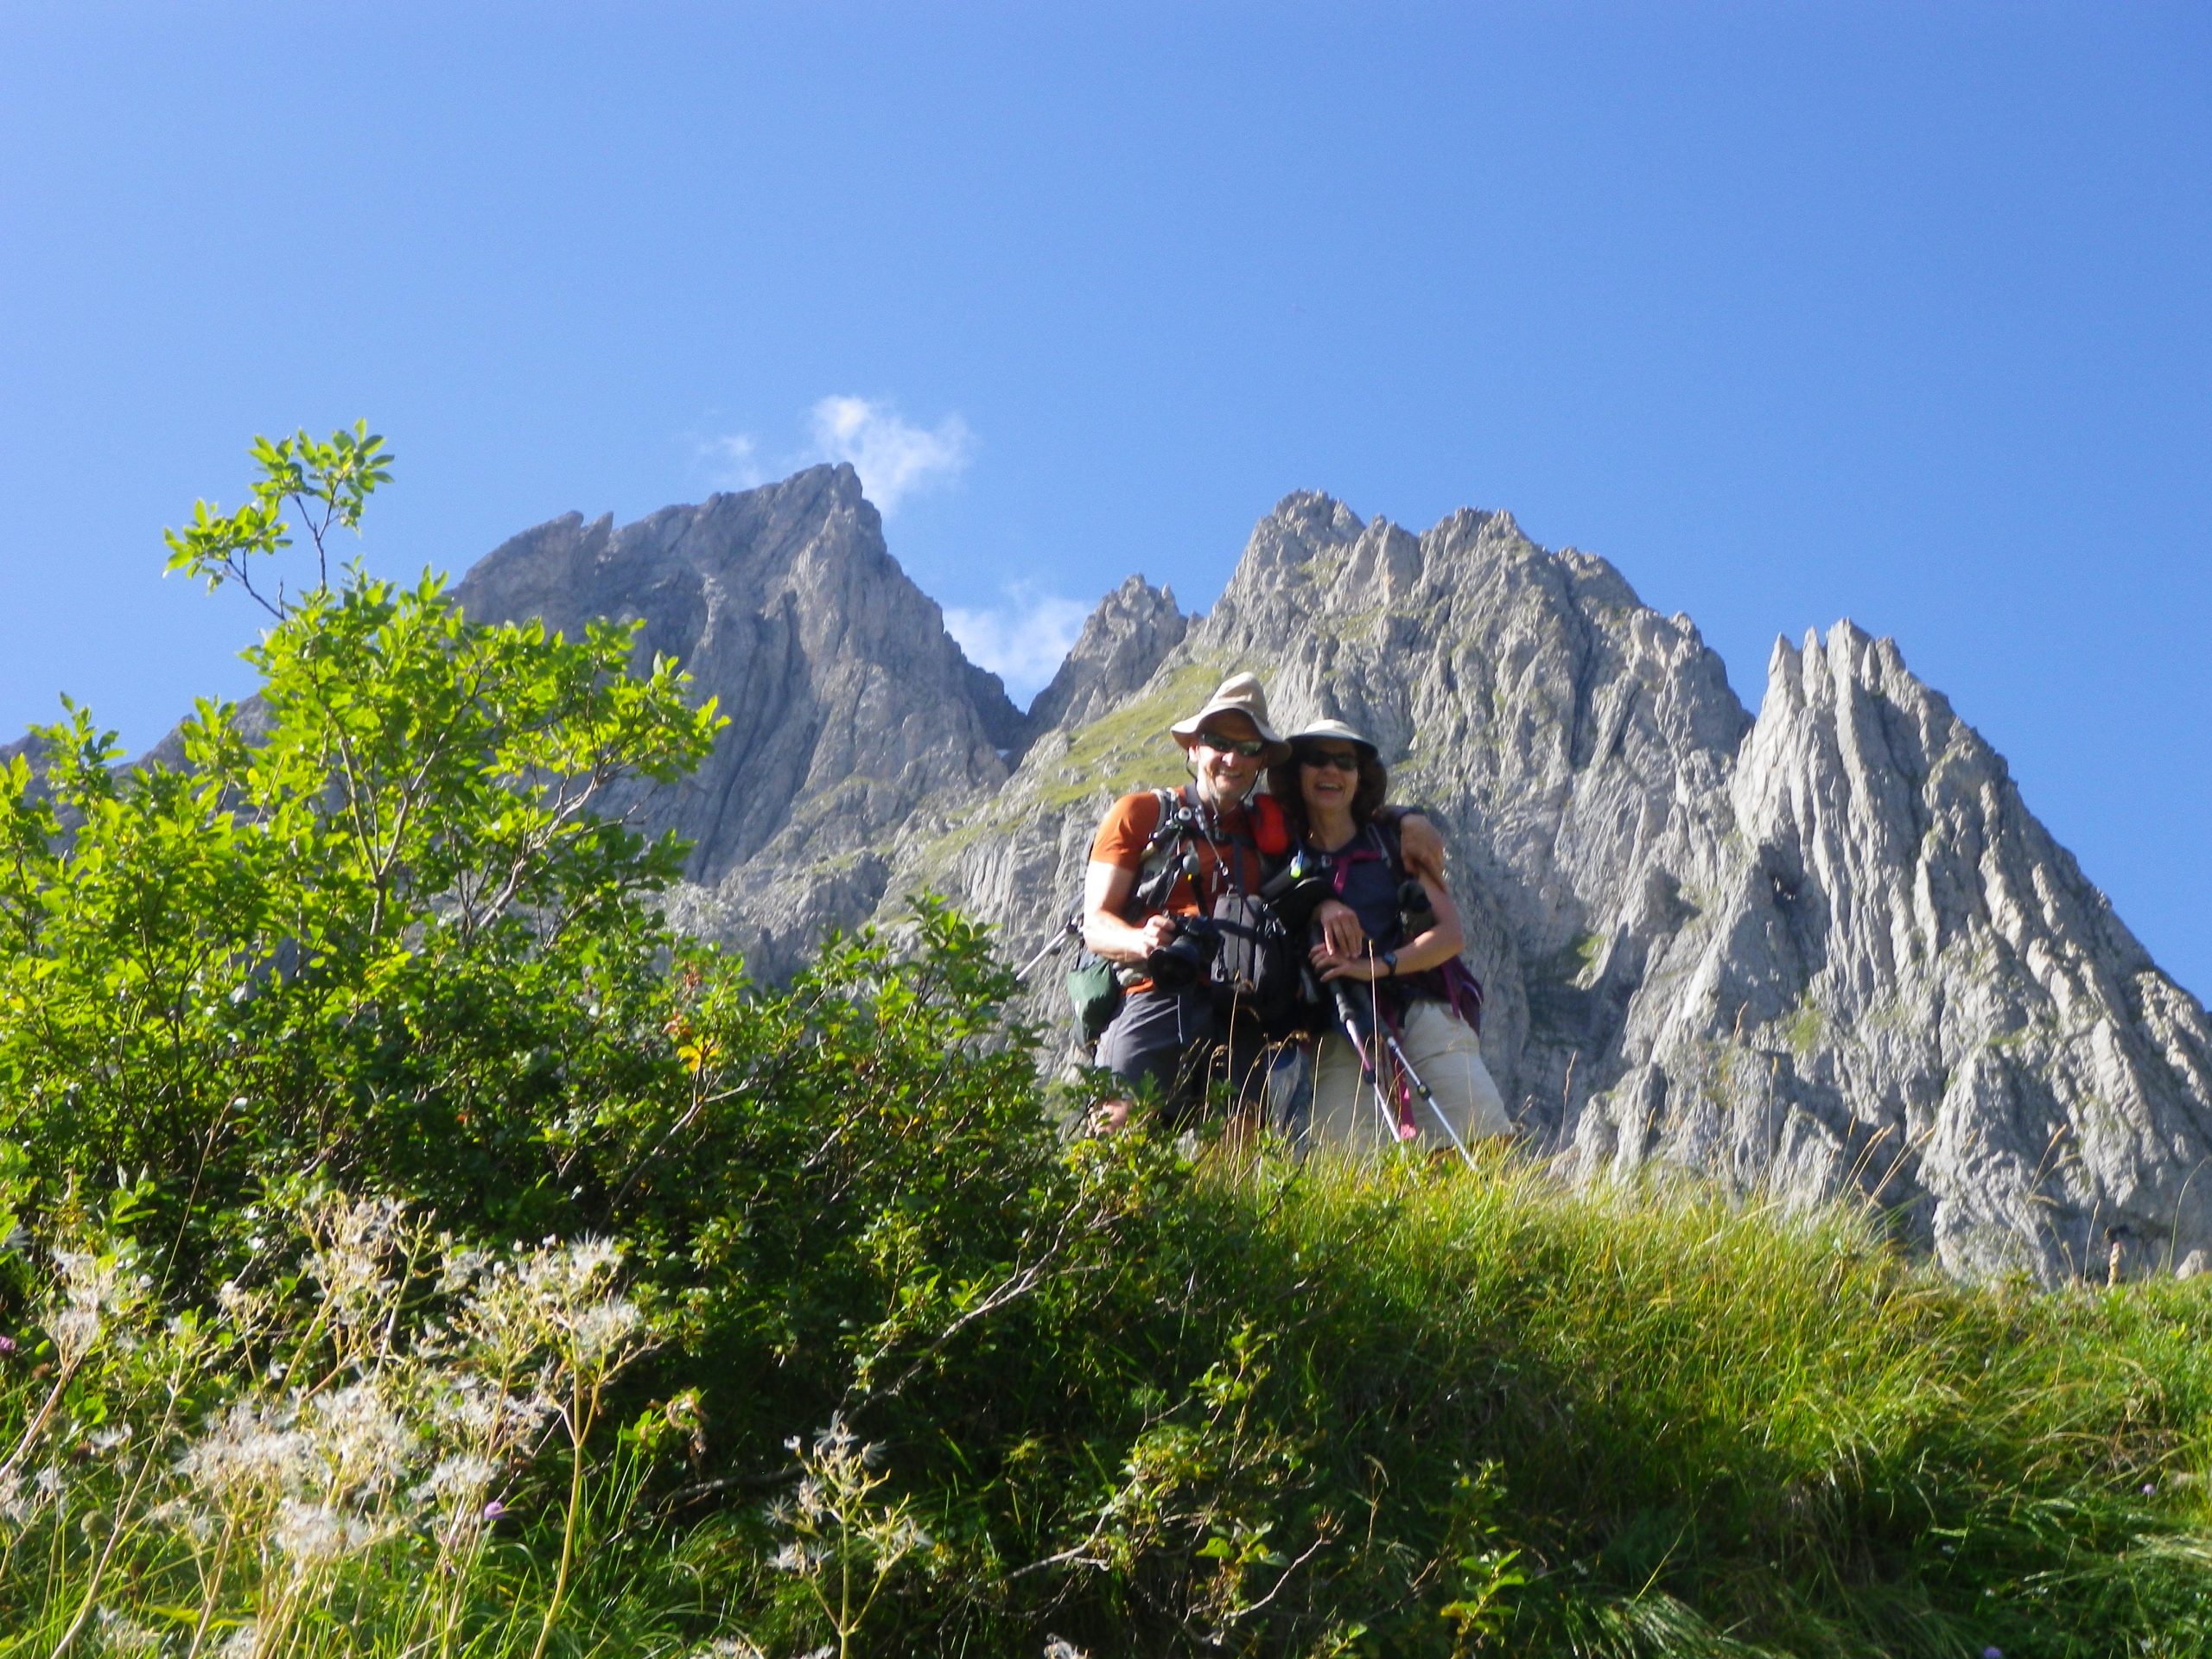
left=1066, top=954, right=1122, bottom=1046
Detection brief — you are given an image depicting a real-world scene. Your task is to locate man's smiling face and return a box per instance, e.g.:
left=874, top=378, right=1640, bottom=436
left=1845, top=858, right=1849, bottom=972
left=1190, top=713, right=1264, bottom=809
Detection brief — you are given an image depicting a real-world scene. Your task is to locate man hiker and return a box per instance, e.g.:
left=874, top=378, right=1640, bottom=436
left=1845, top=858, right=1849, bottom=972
left=1080, top=672, right=1297, bottom=1134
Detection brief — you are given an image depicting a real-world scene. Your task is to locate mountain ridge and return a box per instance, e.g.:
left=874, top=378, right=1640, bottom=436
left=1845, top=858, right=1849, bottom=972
left=80, top=467, right=2206, bottom=1283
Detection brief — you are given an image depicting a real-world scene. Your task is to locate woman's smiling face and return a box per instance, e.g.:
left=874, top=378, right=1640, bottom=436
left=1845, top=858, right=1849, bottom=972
left=1298, top=743, right=1363, bottom=818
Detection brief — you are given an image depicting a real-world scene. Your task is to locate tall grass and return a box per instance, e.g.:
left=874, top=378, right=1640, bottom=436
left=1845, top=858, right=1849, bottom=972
left=1202, top=1148, right=2212, bottom=1656
left=3, top=1143, right=2209, bottom=1656
left=0, top=1190, right=715, bottom=1659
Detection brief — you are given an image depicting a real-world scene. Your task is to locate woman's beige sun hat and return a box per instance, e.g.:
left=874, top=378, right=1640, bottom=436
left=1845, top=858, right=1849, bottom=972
left=1169, top=672, right=1293, bottom=765
left=1287, top=718, right=1379, bottom=760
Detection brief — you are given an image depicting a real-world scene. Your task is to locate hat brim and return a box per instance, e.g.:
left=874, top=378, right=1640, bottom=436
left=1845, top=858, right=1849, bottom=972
left=1287, top=719, right=1379, bottom=760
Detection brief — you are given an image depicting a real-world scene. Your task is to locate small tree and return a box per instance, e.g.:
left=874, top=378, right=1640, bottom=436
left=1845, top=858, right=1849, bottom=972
left=0, top=425, right=722, bottom=1252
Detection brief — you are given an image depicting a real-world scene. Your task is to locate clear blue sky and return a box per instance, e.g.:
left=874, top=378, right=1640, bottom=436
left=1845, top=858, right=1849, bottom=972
left=3, top=3, right=2207, bottom=995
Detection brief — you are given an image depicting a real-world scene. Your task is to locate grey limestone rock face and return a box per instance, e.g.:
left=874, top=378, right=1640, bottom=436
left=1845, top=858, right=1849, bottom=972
left=1027, top=575, right=1189, bottom=737
left=452, top=465, right=1022, bottom=982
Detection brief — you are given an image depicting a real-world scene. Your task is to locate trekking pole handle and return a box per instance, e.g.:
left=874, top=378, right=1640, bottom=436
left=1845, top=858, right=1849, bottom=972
left=1014, top=914, right=1081, bottom=982
left=1308, top=920, right=1377, bottom=1077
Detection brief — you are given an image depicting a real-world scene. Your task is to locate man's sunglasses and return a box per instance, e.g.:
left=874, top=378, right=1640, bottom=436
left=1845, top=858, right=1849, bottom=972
left=1196, top=730, right=1269, bottom=758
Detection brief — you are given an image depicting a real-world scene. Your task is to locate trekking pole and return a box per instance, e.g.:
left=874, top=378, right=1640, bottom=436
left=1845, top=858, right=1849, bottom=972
left=1313, top=929, right=1478, bottom=1168
left=1325, top=975, right=1418, bottom=1147
left=1015, top=914, right=1080, bottom=982
left=1375, top=1021, right=1478, bottom=1170
left=1306, top=920, right=1413, bottom=1147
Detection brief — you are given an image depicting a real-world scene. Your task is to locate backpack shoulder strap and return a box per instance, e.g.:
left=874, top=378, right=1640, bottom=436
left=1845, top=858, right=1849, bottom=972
left=1141, top=786, right=1187, bottom=850
left=1249, top=792, right=1289, bottom=857
left=1372, top=815, right=1404, bottom=876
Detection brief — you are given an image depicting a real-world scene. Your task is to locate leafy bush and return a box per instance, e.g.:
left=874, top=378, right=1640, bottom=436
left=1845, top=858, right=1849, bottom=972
left=0, top=425, right=717, bottom=1255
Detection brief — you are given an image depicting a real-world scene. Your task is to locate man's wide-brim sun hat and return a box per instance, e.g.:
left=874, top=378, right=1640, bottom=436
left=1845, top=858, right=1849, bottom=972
left=1288, top=718, right=1379, bottom=760
left=1169, top=672, right=1293, bottom=765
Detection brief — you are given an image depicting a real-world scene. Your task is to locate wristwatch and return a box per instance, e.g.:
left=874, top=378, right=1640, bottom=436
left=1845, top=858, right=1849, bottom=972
left=1380, top=950, right=1399, bottom=977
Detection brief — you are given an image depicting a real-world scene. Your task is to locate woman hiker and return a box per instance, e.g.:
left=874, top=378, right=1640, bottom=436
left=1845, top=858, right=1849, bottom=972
left=1268, top=719, right=1512, bottom=1156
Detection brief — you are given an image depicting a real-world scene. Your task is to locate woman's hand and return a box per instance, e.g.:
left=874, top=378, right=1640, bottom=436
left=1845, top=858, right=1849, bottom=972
left=1308, top=940, right=1382, bottom=983
left=1312, top=899, right=1365, bottom=959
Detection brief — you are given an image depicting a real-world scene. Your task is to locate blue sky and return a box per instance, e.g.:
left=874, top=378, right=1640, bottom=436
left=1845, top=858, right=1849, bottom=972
left=2, top=3, right=2207, bottom=995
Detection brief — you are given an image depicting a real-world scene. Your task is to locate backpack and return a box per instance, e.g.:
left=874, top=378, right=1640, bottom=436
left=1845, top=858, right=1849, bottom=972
left=1065, top=785, right=1300, bottom=1045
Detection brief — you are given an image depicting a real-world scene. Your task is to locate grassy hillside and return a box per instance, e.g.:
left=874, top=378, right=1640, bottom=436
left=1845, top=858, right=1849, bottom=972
left=5, top=995, right=2210, bottom=1658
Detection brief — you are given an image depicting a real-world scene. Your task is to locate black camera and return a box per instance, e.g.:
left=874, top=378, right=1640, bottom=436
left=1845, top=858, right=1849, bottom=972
left=1147, top=914, right=1224, bottom=988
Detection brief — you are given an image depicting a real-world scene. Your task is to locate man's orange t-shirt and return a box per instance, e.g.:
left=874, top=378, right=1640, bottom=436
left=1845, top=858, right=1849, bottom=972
left=1089, top=790, right=1269, bottom=918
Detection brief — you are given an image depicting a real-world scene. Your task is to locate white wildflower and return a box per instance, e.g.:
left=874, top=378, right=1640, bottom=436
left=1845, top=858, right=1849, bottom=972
left=873, top=1514, right=931, bottom=1554
left=48, top=1244, right=153, bottom=1366
left=92, top=1606, right=162, bottom=1655
left=437, top=1244, right=491, bottom=1294
left=214, top=1279, right=264, bottom=1329
left=1043, top=1639, right=1091, bottom=1659
left=87, top=1424, right=132, bottom=1454
left=50, top=1306, right=102, bottom=1368
left=308, top=1379, right=414, bottom=1495
left=567, top=1298, right=643, bottom=1368
left=685, top=1639, right=766, bottom=1659
left=303, top=1192, right=406, bottom=1326
left=770, top=1541, right=818, bottom=1573
left=795, top=1474, right=825, bottom=1522
left=813, top=1415, right=859, bottom=1461
left=34, top=1464, right=64, bottom=1500
left=417, top=1453, right=498, bottom=1501
left=426, top=1376, right=552, bottom=1448
left=50, top=1247, right=138, bottom=1362
left=178, top=1401, right=313, bottom=1503
left=145, top=1497, right=217, bottom=1544
left=454, top=1236, right=650, bottom=1378
left=272, top=1497, right=382, bottom=1566
left=216, top=1620, right=259, bottom=1659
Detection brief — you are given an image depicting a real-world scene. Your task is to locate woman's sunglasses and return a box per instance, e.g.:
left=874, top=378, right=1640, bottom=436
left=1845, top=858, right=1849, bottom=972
left=1299, top=749, right=1363, bottom=772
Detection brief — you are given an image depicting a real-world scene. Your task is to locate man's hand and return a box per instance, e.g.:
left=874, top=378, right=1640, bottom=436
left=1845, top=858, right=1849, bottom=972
left=1397, top=811, right=1448, bottom=887
left=1135, top=913, right=1180, bottom=955
left=1084, top=859, right=1184, bottom=966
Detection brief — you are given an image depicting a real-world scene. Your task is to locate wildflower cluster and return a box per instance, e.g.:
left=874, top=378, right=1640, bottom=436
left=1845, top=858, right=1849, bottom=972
left=763, top=1415, right=937, bottom=1659
left=0, top=1188, right=660, bottom=1657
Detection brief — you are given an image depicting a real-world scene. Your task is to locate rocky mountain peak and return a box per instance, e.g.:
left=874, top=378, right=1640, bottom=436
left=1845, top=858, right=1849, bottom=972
left=454, top=467, right=1020, bottom=979
left=1027, top=575, right=1189, bottom=737
left=1705, top=618, right=2212, bottom=1280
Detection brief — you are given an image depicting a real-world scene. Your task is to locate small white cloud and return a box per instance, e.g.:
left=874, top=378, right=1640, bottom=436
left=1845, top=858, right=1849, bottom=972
left=701, top=433, right=767, bottom=492
left=943, top=584, right=1090, bottom=701
left=807, top=395, right=972, bottom=515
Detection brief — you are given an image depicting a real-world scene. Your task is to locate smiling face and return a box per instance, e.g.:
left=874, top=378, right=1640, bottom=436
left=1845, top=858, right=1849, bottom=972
left=1188, top=712, right=1265, bottom=810
left=1297, top=742, right=1364, bottom=823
